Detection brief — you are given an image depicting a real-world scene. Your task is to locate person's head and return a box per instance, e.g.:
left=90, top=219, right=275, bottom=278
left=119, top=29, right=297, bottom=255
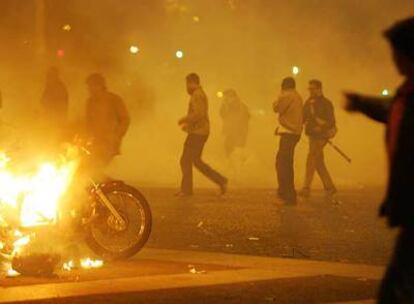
left=281, top=77, right=296, bottom=91
left=223, top=89, right=239, bottom=103
left=86, top=73, right=107, bottom=96
left=308, top=79, right=323, bottom=97
left=384, top=17, right=414, bottom=78
left=46, top=66, right=59, bottom=82
left=186, top=73, right=200, bottom=95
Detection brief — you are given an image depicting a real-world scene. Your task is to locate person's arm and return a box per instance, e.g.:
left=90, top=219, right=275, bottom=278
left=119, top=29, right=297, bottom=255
left=344, top=93, right=391, bottom=124
left=273, top=94, right=289, bottom=114
left=220, top=101, right=231, bottom=119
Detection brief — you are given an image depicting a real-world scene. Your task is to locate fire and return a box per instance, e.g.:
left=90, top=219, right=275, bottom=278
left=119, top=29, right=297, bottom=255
left=62, top=258, right=104, bottom=271
left=0, top=152, right=78, bottom=228
left=6, top=267, right=20, bottom=278
left=80, top=258, right=104, bottom=269
left=63, top=260, right=75, bottom=271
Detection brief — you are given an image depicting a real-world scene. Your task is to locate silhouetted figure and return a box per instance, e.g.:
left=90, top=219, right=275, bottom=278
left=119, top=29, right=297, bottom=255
left=220, top=89, right=250, bottom=157
left=346, top=17, right=414, bottom=304
left=85, top=73, right=130, bottom=169
left=41, top=67, right=68, bottom=128
left=300, top=80, right=337, bottom=198
left=177, top=73, right=228, bottom=196
left=273, top=77, right=303, bottom=205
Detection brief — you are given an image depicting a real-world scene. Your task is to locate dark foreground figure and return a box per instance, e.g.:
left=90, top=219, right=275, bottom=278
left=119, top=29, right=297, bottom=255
left=177, top=73, right=227, bottom=196
left=346, top=17, right=414, bottom=304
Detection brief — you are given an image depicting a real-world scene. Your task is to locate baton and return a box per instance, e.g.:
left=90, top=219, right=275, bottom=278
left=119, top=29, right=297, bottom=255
left=327, top=140, right=352, bottom=163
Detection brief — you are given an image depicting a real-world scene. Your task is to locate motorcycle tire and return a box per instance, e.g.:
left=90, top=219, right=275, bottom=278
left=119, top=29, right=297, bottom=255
left=85, top=182, right=152, bottom=260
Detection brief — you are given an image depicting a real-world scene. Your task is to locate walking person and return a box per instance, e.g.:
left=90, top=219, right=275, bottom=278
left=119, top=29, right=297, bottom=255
left=177, top=73, right=228, bottom=197
left=345, top=17, right=414, bottom=303
left=300, top=80, right=337, bottom=198
left=273, top=77, right=303, bottom=205
left=220, top=89, right=250, bottom=158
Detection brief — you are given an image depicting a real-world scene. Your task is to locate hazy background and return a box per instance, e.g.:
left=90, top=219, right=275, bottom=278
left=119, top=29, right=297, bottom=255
left=0, top=0, right=412, bottom=189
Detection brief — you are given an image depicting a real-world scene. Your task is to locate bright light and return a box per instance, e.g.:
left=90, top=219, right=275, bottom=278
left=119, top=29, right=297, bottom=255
left=217, top=91, right=224, bottom=98
left=63, top=260, right=75, bottom=271
left=62, top=24, right=72, bottom=32
left=0, top=149, right=78, bottom=228
left=292, top=66, right=300, bottom=76
left=193, top=16, right=200, bottom=22
left=129, top=45, right=139, bottom=54
left=176, top=50, right=184, bottom=59
left=6, top=268, right=20, bottom=278
left=80, top=258, right=104, bottom=269
left=57, top=49, right=65, bottom=58
left=382, top=89, right=390, bottom=96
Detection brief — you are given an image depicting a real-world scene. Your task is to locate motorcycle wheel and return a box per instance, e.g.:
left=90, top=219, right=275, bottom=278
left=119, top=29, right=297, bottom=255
left=85, top=182, right=152, bottom=260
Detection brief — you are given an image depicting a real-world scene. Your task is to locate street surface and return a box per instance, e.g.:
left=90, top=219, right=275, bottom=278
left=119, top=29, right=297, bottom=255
left=0, top=187, right=393, bottom=303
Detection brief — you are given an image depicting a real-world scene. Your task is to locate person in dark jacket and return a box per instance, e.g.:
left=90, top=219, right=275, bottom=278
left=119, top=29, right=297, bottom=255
left=85, top=73, right=130, bottom=169
left=345, top=17, right=414, bottom=304
left=300, top=80, right=337, bottom=198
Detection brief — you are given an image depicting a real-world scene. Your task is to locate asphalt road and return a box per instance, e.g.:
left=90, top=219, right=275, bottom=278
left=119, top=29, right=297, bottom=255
left=0, top=187, right=391, bottom=303
left=144, top=187, right=394, bottom=265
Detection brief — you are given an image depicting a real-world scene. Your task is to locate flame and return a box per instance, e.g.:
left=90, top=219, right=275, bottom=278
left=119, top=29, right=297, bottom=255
left=80, top=258, right=104, bottom=269
left=0, top=151, right=78, bottom=228
left=63, top=260, right=75, bottom=271
left=13, top=235, right=30, bottom=248
left=6, top=267, right=20, bottom=278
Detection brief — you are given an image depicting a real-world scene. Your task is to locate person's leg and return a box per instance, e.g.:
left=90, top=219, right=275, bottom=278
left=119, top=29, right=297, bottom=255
left=301, top=138, right=317, bottom=195
left=180, top=135, right=195, bottom=195
left=193, top=135, right=228, bottom=187
left=276, top=135, right=288, bottom=198
left=284, top=135, right=300, bottom=203
left=314, top=140, right=336, bottom=194
left=224, top=136, right=235, bottom=158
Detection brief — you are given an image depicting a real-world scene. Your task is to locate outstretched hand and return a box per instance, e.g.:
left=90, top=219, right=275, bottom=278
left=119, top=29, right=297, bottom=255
left=343, top=92, right=363, bottom=112
left=178, top=117, right=186, bottom=126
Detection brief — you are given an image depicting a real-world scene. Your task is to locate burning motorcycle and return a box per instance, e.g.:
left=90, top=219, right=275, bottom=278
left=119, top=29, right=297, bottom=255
left=0, top=137, right=152, bottom=275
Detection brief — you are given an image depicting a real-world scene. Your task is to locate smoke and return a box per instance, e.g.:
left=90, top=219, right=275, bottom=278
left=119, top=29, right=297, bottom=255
left=0, top=0, right=413, bottom=189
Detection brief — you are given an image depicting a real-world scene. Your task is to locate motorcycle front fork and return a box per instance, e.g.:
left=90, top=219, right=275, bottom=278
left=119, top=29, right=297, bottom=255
left=90, top=181, right=127, bottom=232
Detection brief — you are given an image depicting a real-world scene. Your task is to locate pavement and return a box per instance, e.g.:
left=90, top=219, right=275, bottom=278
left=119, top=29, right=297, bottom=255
left=0, top=187, right=393, bottom=303
left=0, top=248, right=383, bottom=303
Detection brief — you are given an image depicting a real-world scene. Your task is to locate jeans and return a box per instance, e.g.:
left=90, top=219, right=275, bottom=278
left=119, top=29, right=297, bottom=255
left=276, top=134, right=300, bottom=203
left=303, top=137, right=336, bottom=192
left=180, top=134, right=227, bottom=194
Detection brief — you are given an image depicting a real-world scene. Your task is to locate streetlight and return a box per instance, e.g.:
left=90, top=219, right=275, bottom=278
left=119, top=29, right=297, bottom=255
left=62, top=24, right=72, bottom=32
left=176, top=50, right=184, bottom=59
left=292, top=66, right=300, bottom=76
left=129, top=45, right=140, bottom=54
left=382, top=89, right=390, bottom=96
